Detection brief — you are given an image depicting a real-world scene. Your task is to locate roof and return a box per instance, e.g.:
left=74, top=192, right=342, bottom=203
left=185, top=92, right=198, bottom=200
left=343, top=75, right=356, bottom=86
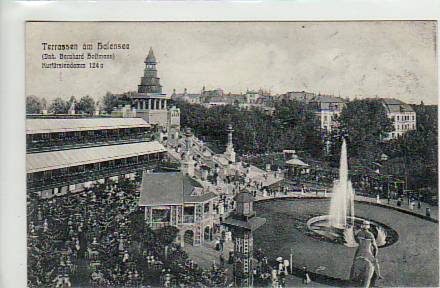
left=379, top=98, right=414, bottom=113
left=223, top=215, right=266, bottom=230
left=286, top=156, right=309, bottom=167
left=139, top=172, right=217, bottom=206
left=145, top=47, right=156, bottom=64
left=234, top=191, right=255, bottom=203
left=26, top=117, right=151, bottom=134
left=311, top=95, right=346, bottom=103
left=27, top=141, right=166, bottom=173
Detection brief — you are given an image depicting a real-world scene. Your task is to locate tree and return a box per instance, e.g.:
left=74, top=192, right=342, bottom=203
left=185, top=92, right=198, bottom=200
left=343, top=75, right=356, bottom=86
left=101, top=92, right=120, bottom=114
left=48, top=97, right=69, bottom=114
left=76, top=95, right=96, bottom=114
left=339, top=99, right=393, bottom=160
left=26, top=95, right=45, bottom=114
left=176, top=99, right=322, bottom=157
left=383, top=104, right=438, bottom=193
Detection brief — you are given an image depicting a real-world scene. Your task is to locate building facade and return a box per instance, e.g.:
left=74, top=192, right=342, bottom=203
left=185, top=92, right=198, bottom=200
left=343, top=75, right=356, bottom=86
left=308, top=95, right=346, bottom=133
left=379, top=98, right=417, bottom=140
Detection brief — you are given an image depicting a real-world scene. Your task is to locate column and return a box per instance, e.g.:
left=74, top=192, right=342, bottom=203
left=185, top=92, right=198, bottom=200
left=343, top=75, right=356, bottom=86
left=149, top=99, right=152, bottom=110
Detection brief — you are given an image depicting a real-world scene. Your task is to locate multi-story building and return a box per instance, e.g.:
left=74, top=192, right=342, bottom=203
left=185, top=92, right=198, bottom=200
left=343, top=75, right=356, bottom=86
left=308, top=95, right=346, bottom=133
left=26, top=117, right=167, bottom=199
left=281, top=91, right=316, bottom=103
left=171, top=88, right=202, bottom=104
left=139, top=172, right=218, bottom=246
left=379, top=98, right=417, bottom=140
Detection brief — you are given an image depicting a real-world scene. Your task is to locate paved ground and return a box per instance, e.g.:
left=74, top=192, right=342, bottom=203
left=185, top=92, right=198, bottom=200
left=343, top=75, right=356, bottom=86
left=183, top=239, right=234, bottom=269
left=256, top=190, right=438, bottom=220
left=182, top=236, right=332, bottom=287
left=254, top=198, right=439, bottom=287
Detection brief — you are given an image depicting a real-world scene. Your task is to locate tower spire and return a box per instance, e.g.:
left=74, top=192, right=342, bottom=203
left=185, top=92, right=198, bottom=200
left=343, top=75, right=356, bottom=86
left=145, top=47, right=156, bottom=64
left=138, top=47, right=162, bottom=94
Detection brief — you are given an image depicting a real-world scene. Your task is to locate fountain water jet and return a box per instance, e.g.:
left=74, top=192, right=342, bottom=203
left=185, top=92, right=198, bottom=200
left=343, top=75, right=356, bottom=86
left=326, top=139, right=357, bottom=246
left=329, top=139, right=355, bottom=230
left=307, top=138, right=389, bottom=248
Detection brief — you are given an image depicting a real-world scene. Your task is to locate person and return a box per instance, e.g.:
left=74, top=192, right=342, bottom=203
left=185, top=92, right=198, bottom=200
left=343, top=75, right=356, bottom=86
left=354, top=221, right=383, bottom=280
left=219, top=253, right=225, bottom=268
left=228, top=250, right=234, bottom=264
left=426, top=207, right=431, bottom=218
left=302, top=266, right=311, bottom=284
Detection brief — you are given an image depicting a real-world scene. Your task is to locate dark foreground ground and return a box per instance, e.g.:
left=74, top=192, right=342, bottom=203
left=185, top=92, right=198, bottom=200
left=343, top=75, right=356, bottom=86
left=254, top=199, right=439, bottom=287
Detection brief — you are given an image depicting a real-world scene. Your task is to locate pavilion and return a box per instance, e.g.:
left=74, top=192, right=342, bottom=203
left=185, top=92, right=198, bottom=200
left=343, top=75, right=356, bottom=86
left=285, top=153, right=310, bottom=178
left=139, top=171, right=218, bottom=246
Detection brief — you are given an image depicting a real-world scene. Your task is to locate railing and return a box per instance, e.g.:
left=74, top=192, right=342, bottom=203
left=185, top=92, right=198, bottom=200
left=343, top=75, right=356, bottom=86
left=27, top=136, right=152, bottom=153
left=27, top=160, right=160, bottom=192
left=183, top=215, right=195, bottom=223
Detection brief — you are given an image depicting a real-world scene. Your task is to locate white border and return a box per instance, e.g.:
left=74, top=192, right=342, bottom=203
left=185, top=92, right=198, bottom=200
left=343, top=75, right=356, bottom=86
left=1, top=1, right=439, bottom=287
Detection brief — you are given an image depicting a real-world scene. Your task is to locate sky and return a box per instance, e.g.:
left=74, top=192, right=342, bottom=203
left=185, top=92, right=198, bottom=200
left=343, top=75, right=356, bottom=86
left=26, top=21, right=438, bottom=104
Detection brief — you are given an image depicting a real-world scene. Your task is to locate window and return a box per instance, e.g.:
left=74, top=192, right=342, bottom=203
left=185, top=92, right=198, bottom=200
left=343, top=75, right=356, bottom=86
left=243, top=203, right=250, bottom=215
left=152, top=208, right=171, bottom=223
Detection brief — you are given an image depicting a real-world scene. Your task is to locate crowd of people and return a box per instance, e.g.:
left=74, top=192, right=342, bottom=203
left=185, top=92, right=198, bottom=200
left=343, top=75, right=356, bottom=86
left=27, top=175, right=228, bottom=287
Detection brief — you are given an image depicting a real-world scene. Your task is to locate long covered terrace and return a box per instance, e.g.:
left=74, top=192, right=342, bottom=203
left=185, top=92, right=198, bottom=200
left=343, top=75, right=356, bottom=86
left=26, top=117, right=154, bottom=152
left=27, top=141, right=167, bottom=192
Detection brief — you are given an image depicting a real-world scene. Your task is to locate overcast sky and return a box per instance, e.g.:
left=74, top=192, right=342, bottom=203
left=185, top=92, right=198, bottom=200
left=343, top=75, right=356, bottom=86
left=26, top=21, right=438, bottom=104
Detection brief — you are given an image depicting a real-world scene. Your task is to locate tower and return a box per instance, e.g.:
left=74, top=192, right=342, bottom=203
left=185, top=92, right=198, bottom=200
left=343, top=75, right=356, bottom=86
left=223, top=191, right=266, bottom=287
left=181, top=128, right=195, bottom=177
left=138, top=47, right=162, bottom=94
left=131, top=48, right=170, bottom=127
left=167, top=105, right=181, bottom=144
left=225, top=124, right=236, bottom=163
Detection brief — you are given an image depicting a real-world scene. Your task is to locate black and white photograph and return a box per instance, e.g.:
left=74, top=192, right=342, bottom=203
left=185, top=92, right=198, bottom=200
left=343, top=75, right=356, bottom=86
left=23, top=21, right=438, bottom=287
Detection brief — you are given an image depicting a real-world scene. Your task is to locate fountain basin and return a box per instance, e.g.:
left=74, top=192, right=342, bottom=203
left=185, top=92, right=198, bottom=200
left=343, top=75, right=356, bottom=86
left=307, top=215, right=398, bottom=248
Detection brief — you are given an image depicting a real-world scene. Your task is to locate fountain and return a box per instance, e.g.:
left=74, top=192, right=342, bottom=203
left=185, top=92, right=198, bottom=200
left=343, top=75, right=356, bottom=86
left=307, top=139, right=388, bottom=248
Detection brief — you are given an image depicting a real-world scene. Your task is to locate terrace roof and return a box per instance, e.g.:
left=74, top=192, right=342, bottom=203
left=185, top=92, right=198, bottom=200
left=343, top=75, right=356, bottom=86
left=27, top=141, right=165, bottom=173
left=26, top=117, right=151, bottom=134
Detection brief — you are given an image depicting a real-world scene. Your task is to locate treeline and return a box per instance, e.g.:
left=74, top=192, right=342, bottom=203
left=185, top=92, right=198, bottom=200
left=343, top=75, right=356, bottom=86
left=179, top=98, right=438, bottom=195
left=26, top=92, right=123, bottom=115
left=177, top=99, right=323, bottom=157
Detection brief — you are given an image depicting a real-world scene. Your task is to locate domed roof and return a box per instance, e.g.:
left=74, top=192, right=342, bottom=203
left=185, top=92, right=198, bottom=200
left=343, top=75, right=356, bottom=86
left=234, top=191, right=254, bottom=203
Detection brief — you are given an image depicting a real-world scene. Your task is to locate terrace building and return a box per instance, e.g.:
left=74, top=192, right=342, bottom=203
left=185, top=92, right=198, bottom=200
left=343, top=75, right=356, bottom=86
left=26, top=117, right=153, bottom=153
left=139, top=172, right=218, bottom=246
left=26, top=117, right=167, bottom=199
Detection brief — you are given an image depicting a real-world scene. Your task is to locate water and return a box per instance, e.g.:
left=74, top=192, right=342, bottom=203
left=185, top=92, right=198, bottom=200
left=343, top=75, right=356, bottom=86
left=307, top=138, right=387, bottom=247
left=329, top=139, right=355, bottom=229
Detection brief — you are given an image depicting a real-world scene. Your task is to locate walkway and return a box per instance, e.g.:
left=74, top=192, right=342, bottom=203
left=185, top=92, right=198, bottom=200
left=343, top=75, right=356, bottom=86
left=255, top=190, right=438, bottom=221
